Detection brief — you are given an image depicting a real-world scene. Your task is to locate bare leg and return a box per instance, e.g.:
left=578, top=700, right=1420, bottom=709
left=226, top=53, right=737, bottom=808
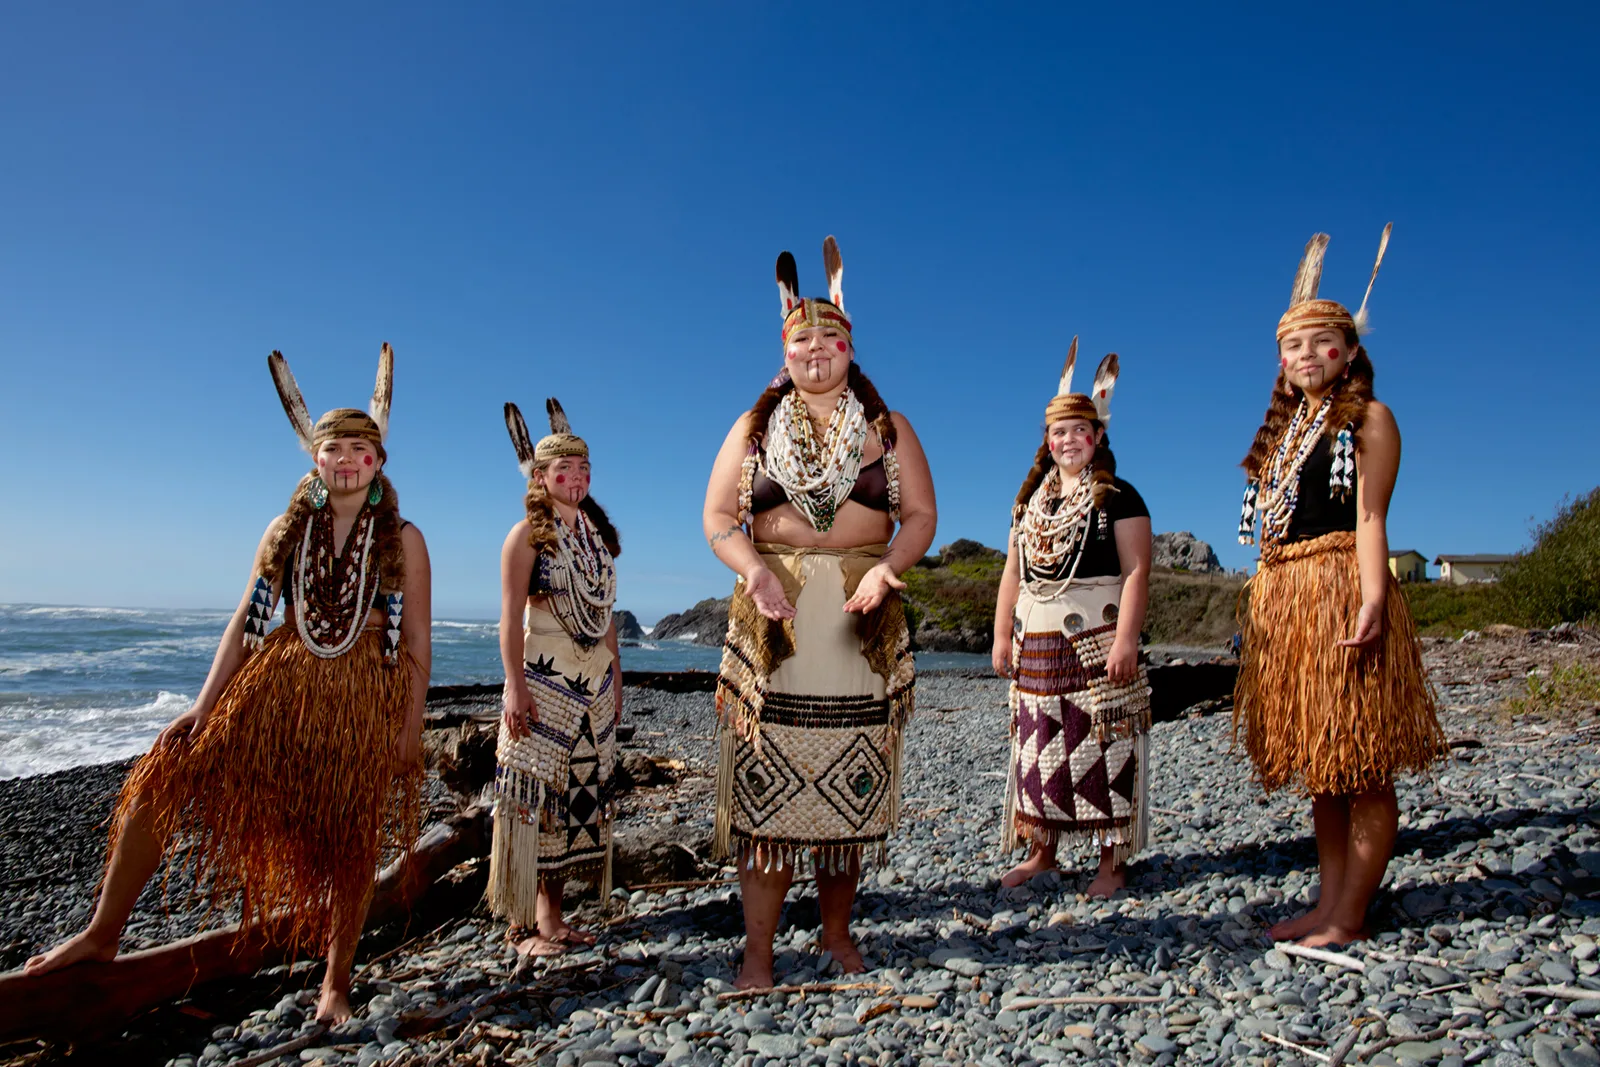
left=1270, top=795, right=1351, bottom=941
left=315, top=892, right=369, bottom=1025
left=1085, top=845, right=1126, bottom=899
left=735, top=847, right=796, bottom=990
left=813, top=849, right=864, bottom=974
left=1300, top=785, right=1397, bottom=948
left=1001, top=839, right=1059, bottom=888
left=24, top=795, right=164, bottom=976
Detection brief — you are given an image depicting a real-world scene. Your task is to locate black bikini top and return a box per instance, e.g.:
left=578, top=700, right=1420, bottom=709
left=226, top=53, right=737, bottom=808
left=749, top=457, right=891, bottom=515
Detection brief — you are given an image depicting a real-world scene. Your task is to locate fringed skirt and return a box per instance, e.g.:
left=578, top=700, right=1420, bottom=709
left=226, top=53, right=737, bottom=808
left=112, top=625, right=420, bottom=957
left=1004, top=577, right=1151, bottom=866
left=1235, top=531, right=1446, bottom=795
left=489, top=615, right=616, bottom=926
left=715, top=545, right=915, bottom=874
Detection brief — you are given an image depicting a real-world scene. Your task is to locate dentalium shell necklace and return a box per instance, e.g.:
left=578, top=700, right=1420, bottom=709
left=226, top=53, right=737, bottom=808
left=762, top=388, right=868, bottom=532
left=1018, top=465, right=1095, bottom=578
left=1257, top=395, right=1333, bottom=545
left=550, top=509, right=616, bottom=641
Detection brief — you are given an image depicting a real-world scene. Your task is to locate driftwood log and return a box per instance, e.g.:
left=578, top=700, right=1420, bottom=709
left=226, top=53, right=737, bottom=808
left=0, top=804, right=491, bottom=1043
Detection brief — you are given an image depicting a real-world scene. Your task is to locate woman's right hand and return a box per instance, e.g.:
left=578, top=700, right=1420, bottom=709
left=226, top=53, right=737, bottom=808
left=156, top=706, right=210, bottom=747
left=991, top=632, right=1013, bottom=678
left=503, top=682, right=537, bottom=739
left=744, top=565, right=796, bottom=621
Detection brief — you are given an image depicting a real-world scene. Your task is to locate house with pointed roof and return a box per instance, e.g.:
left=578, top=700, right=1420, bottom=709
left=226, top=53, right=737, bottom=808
left=1434, top=553, right=1515, bottom=585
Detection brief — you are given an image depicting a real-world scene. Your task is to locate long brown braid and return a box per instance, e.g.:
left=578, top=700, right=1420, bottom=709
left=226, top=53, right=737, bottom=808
left=261, top=471, right=406, bottom=592
left=745, top=362, right=898, bottom=453
left=1241, top=327, right=1376, bottom=479
left=1011, top=426, right=1119, bottom=525
left=523, top=459, right=622, bottom=558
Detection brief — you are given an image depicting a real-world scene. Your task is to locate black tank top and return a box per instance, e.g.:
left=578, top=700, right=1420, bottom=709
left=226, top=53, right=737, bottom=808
left=1283, top=434, right=1356, bottom=542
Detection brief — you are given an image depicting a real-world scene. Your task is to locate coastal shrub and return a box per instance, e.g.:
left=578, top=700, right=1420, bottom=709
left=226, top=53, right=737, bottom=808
left=1501, top=662, right=1600, bottom=720
left=1496, top=487, right=1600, bottom=627
left=1145, top=570, right=1245, bottom=646
left=1402, top=581, right=1504, bottom=637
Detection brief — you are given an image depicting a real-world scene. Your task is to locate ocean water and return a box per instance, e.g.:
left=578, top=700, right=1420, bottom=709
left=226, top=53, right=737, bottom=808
left=0, top=604, right=985, bottom=780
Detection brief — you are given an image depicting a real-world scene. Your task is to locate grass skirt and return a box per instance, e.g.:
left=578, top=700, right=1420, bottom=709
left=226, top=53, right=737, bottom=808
left=1004, top=578, right=1151, bottom=866
left=1235, top=531, right=1445, bottom=795
left=714, top=546, right=913, bottom=874
left=111, top=625, right=421, bottom=957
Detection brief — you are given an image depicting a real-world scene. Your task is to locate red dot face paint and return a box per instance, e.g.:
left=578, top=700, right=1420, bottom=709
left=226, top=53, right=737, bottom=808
left=1327, top=349, right=1340, bottom=360
left=835, top=341, right=848, bottom=352
left=555, top=474, right=566, bottom=484
left=363, top=455, right=373, bottom=466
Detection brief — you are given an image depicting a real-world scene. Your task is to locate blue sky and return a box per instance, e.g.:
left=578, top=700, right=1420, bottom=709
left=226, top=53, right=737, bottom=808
left=1, top=4, right=1595, bottom=622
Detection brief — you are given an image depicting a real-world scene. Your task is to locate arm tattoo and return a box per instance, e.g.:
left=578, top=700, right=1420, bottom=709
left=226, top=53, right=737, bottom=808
left=708, top=524, right=743, bottom=548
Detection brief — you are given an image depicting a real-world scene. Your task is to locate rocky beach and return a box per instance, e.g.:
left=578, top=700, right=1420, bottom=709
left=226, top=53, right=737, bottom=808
left=2, top=628, right=1598, bottom=1067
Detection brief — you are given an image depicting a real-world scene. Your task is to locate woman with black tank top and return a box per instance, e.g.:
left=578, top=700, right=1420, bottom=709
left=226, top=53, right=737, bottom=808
left=703, top=237, right=936, bottom=990
left=26, top=347, right=432, bottom=1027
left=990, top=340, right=1154, bottom=898
left=491, top=400, right=623, bottom=957
left=1236, top=226, right=1444, bottom=949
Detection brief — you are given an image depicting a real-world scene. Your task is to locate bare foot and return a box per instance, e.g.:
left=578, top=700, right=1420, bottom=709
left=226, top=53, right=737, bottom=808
left=820, top=932, right=866, bottom=974
left=545, top=921, right=596, bottom=946
left=1298, top=923, right=1368, bottom=949
left=23, top=930, right=118, bottom=977
left=1086, top=867, right=1126, bottom=900
left=734, top=955, right=775, bottom=991
left=315, top=987, right=352, bottom=1026
left=513, top=934, right=569, bottom=957
left=1000, top=852, right=1058, bottom=889
left=1268, top=907, right=1330, bottom=942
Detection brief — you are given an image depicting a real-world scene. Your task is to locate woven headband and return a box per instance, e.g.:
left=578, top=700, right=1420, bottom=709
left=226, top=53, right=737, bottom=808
left=1277, top=224, right=1392, bottom=342
left=1045, top=336, right=1120, bottom=426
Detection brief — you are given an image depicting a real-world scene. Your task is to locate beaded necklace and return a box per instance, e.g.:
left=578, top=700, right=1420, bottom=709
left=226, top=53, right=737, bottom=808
left=1017, top=466, right=1095, bottom=580
left=761, top=388, right=868, bottom=532
left=548, top=509, right=617, bottom=642
left=293, top=506, right=378, bottom=658
left=1254, top=395, right=1333, bottom=545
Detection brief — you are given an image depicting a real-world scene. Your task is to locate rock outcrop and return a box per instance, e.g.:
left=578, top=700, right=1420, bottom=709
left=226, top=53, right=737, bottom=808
left=652, top=597, right=730, bottom=647
left=614, top=610, right=646, bottom=641
left=1151, top=531, right=1223, bottom=573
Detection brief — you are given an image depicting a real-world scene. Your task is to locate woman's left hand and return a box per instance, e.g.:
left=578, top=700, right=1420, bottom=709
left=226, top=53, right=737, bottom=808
left=1105, top=638, right=1140, bottom=685
left=1337, top=600, right=1385, bottom=649
left=843, top=562, right=906, bottom=614
left=394, top=730, right=422, bottom=769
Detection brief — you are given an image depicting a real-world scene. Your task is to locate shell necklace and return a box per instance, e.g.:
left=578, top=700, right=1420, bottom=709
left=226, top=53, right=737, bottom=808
left=1256, top=395, right=1333, bottom=545
left=1018, top=465, right=1094, bottom=578
left=548, top=509, right=617, bottom=641
left=762, top=388, right=868, bottom=532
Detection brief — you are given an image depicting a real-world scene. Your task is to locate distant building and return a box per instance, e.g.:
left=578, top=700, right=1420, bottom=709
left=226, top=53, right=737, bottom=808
left=1388, top=549, right=1428, bottom=583
left=1434, top=553, right=1515, bottom=584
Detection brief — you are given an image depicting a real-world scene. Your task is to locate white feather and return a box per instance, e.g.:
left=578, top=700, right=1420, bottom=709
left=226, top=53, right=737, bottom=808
left=268, top=351, right=315, bottom=452
left=504, top=402, right=537, bottom=479
left=1353, top=222, right=1393, bottom=337
left=370, top=342, right=394, bottom=441
left=1056, top=336, right=1079, bottom=397
left=1090, top=353, right=1120, bottom=423
left=823, top=235, right=844, bottom=311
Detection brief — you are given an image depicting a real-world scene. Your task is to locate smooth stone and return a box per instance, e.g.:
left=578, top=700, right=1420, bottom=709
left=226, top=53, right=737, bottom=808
left=902, top=995, right=938, bottom=1010
left=1136, top=1034, right=1177, bottom=1055
left=746, top=1034, right=801, bottom=1058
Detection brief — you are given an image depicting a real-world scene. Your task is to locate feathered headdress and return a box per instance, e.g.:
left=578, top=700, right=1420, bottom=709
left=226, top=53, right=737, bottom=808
left=1045, top=335, right=1120, bottom=425
left=777, top=235, right=853, bottom=347
left=1276, top=223, right=1393, bottom=341
left=268, top=343, right=394, bottom=455
left=505, top=398, right=588, bottom=475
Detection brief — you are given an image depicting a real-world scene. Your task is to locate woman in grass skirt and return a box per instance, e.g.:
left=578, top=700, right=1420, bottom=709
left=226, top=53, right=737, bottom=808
left=26, top=345, right=431, bottom=1025
left=1235, top=225, right=1446, bottom=947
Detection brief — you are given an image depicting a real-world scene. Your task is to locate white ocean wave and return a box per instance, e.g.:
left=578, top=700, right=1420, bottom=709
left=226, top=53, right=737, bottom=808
left=0, top=634, right=221, bottom=676
left=0, top=690, right=191, bottom=780
left=7, top=604, right=151, bottom=618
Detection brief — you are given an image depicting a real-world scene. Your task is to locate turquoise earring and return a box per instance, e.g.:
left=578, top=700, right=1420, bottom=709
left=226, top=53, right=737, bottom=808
left=368, top=478, right=383, bottom=506
left=308, top=477, right=329, bottom=509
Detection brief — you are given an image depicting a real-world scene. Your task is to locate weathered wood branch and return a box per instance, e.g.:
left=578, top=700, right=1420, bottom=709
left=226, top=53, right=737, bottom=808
left=0, top=805, right=491, bottom=1043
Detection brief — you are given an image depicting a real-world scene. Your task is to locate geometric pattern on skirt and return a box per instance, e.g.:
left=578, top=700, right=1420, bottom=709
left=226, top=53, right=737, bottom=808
left=1011, top=620, right=1152, bottom=863
left=729, top=692, right=895, bottom=855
